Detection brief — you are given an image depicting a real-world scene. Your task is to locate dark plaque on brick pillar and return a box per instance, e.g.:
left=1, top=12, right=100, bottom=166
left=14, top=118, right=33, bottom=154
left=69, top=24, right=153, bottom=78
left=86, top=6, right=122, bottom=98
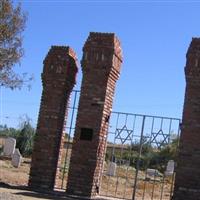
left=67, top=32, right=122, bottom=198
left=173, top=38, right=200, bottom=200
left=28, top=46, right=78, bottom=190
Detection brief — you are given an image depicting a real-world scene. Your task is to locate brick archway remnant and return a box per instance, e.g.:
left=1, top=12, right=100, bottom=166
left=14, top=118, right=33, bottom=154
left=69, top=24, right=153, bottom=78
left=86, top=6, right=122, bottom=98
left=28, top=46, right=78, bottom=190
left=173, top=38, right=200, bottom=200
left=66, top=32, right=123, bottom=198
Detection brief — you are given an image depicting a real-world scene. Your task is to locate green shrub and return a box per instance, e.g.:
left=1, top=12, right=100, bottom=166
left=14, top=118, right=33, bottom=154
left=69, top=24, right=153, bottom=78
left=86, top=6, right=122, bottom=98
left=0, top=117, right=35, bottom=156
left=16, top=121, right=35, bottom=156
left=105, top=137, right=179, bottom=172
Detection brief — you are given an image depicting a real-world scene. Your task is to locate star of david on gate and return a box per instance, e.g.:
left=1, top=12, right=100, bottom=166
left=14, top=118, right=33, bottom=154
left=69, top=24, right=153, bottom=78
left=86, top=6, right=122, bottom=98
left=150, top=129, right=169, bottom=148
left=115, top=125, right=133, bottom=144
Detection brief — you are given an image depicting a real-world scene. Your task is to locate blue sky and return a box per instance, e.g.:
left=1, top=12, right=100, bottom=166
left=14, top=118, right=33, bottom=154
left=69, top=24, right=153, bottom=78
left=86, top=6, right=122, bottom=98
left=3, top=1, right=200, bottom=127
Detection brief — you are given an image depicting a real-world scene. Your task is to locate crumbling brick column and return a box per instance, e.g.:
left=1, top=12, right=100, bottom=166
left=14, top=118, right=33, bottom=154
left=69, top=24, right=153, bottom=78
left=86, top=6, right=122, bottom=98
left=67, top=32, right=122, bottom=198
left=173, top=38, right=200, bottom=200
left=29, top=46, right=78, bottom=190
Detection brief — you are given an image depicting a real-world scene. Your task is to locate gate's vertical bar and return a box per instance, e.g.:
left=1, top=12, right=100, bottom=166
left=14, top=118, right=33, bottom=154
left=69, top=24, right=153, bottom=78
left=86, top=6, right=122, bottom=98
left=115, top=114, right=129, bottom=197
left=61, top=90, right=78, bottom=189
left=169, top=120, right=181, bottom=199
left=106, top=112, right=120, bottom=196
left=170, top=173, right=176, bottom=199
left=151, top=170, right=156, bottom=200
left=168, top=119, right=172, bottom=144
left=132, top=116, right=146, bottom=200
left=150, top=117, right=155, bottom=144
left=159, top=175, right=165, bottom=200
left=123, top=115, right=136, bottom=199
left=142, top=169, right=148, bottom=200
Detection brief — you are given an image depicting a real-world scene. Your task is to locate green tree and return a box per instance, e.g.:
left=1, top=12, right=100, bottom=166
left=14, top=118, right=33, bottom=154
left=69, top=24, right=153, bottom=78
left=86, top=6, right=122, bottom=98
left=105, top=136, right=179, bottom=173
left=0, top=0, right=31, bottom=89
left=16, top=119, right=35, bottom=155
left=0, top=117, right=35, bottom=156
left=0, top=124, right=20, bottom=137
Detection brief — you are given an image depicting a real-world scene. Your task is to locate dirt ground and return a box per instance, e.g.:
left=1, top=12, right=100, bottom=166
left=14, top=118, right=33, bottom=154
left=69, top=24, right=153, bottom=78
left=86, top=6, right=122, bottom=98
left=0, top=158, right=70, bottom=200
left=0, top=186, right=70, bottom=200
left=0, top=158, right=30, bottom=186
left=0, top=157, right=120, bottom=200
left=0, top=157, right=173, bottom=200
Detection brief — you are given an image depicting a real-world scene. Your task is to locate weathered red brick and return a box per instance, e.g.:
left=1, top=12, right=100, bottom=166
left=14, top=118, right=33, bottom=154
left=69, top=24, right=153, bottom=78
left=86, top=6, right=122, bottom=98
left=28, top=46, right=78, bottom=190
left=66, top=32, right=122, bottom=198
left=173, top=38, right=200, bottom=200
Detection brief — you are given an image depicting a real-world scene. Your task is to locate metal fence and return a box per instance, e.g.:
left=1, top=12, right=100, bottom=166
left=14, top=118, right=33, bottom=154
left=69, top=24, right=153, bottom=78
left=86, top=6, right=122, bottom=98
left=56, top=90, right=80, bottom=190
left=56, top=90, right=181, bottom=200
left=100, top=112, right=180, bottom=200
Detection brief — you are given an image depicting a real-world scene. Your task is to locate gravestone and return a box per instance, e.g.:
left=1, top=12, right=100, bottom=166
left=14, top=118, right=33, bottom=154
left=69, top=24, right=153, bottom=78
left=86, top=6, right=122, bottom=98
left=11, top=149, right=22, bottom=168
left=3, top=137, right=16, bottom=157
left=165, top=160, right=174, bottom=176
left=146, top=168, right=159, bottom=177
left=107, top=162, right=117, bottom=176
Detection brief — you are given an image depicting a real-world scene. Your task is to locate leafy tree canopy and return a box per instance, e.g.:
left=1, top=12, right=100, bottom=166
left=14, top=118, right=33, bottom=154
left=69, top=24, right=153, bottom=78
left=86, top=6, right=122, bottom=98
left=0, top=0, right=32, bottom=89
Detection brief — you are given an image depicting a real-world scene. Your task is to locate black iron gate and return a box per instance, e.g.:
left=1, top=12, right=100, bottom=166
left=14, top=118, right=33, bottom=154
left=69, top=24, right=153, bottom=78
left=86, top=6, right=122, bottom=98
left=100, top=112, right=180, bottom=200
left=56, top=90, right=181, bottom=200
left=56, top=90, right=80, bottom=189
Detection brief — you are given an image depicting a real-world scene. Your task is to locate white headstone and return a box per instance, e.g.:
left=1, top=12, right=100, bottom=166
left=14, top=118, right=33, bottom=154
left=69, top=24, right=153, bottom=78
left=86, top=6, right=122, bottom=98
left=147, top=168, right=159, bottom=176
left=107, top=162, right=117, bottom=176
left=165, top=160, right=175, bottom=176
left=3, top=137, right=16, bottom=157
left=11, top=148, right=22, bottom=168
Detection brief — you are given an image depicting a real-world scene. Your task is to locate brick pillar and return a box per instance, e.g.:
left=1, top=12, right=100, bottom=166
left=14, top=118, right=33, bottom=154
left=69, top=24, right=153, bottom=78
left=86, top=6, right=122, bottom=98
left=66, top=32, right=122, bottom=198
left=173, top=38, right=200, bottom=200
left=29, top=46, right=78, bottom=190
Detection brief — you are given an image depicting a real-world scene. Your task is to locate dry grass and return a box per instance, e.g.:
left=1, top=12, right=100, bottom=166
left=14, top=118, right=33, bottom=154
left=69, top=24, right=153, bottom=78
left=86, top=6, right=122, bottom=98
left=100, top=164, right=173, bottom=200
left=0, top=158, right=30, bottom=186
left=0, top=156, right=173, bottom=200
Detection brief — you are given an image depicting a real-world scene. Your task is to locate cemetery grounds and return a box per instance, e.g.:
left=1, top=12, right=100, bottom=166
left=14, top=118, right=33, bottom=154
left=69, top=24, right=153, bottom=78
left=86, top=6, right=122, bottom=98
left=0, top=147, right=174, bottom=200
